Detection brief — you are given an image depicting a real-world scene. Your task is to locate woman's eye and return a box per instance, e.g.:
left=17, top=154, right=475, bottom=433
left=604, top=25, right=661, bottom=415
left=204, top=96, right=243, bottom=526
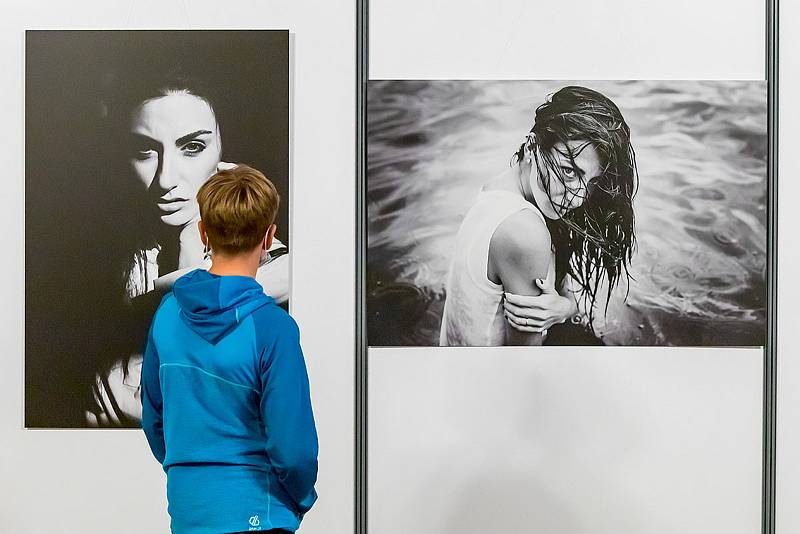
left=561, top=166, right=577, bottom=179
left=182, top=141, right=207, bottom=155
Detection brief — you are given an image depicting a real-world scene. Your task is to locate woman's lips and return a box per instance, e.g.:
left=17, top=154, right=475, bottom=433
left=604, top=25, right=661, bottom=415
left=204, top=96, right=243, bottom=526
left=157, top=198, right=188, bottom=212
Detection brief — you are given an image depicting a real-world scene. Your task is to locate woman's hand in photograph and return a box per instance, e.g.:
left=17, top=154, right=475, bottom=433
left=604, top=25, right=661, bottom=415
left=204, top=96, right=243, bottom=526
left=153, top=262, right=212, bottom=292
left=217, top=161, right=238, bottom=172
left=256, top=252, right=289, bottom=304
left=503, top=280, right=578, bottom=333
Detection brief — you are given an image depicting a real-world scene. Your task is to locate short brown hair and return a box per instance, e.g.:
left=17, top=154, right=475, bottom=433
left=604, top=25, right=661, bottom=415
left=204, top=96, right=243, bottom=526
left=197, top=164, right=280, bottom=255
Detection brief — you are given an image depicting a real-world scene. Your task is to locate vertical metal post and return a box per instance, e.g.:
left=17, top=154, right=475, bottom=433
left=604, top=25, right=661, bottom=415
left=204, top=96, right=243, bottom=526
left=763, top=0, right=778, bottom=532
left=355, top=0, right=369, bottom=532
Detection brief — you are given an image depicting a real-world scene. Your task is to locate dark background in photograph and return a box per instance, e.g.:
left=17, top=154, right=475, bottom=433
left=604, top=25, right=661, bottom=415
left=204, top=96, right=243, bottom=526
left=25, top=30, right=289, bottom=427
left=367, top=80, right=767, bottom=347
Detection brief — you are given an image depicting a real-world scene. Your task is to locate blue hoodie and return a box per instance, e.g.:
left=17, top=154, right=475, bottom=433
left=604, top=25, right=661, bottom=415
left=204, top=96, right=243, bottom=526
left=140, top=269, right=318, bottom=534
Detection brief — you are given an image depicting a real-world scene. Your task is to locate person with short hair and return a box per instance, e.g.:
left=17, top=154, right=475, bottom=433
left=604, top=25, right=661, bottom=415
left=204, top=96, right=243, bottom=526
left=86, top=65, right=291, bottom=428
left=141, top=164, right=317, bottom=534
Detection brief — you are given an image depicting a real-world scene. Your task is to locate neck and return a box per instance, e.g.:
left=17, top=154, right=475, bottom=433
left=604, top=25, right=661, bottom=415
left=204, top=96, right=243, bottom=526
left=208, top=250, right=261, bottom=278
left=156, top=221, right=206, bottom=273
left=484, top=162, right=530, bottom=199
left=516, top=158, right=537, bottom=205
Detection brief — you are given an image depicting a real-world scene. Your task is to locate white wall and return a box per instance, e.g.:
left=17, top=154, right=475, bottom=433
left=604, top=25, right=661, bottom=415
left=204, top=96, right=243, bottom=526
left=370, top=348, right=762, bottom=534
left=0, top=2, right=354, bottom=533
left=776, top=1, right=800, bottom=533
left=369, top=1, right=766, bottom=532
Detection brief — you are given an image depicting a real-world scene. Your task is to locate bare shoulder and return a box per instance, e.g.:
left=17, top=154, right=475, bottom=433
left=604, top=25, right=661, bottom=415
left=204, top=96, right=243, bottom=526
left=487, top=208, right=551, bottom=292
left=491, top=208, right=551, bottom=262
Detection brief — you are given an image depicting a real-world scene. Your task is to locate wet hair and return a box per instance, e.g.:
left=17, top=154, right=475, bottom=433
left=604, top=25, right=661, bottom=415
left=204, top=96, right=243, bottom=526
left=512, top=86, right=638, bottom=327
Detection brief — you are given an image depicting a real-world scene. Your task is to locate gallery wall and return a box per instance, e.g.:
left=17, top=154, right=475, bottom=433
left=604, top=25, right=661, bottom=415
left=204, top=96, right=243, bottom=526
left=0, top=1, right=354, bottom=533
left=0, top=0, right=789, bottom=533
left=777, top=1, right=800, bottom=533
left=368, top=0, right=767, bottom=532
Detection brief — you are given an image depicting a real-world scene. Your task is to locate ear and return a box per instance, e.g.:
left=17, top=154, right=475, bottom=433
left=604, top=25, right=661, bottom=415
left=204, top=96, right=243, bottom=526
left=263, top=224, right=277, bottom=251
left=198, top=220, right=208, bottom=247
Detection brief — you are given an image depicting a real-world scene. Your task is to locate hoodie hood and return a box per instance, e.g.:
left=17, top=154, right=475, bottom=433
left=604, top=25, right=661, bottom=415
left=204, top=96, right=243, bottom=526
left=172, top=269, right=273, bottom=345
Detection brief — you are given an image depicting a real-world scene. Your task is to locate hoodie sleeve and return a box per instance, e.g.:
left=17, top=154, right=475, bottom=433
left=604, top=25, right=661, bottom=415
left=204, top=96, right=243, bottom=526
left=140, top=321, right=166, bottom=466
left=259, top=316, right=319, bottom=515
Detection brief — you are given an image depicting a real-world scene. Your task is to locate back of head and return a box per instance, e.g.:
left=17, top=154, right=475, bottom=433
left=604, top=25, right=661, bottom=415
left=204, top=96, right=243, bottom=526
left=197, top=165, right=280, bottom=255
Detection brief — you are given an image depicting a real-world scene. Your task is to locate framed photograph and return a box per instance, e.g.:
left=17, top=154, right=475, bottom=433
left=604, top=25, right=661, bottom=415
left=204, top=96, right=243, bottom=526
left=366, top=80, right=767, bottom=348
left=25, top=30, right=290, bottom=428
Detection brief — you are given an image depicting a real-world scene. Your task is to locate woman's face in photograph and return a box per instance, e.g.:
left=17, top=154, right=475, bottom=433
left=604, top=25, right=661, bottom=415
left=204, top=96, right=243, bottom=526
left=532, top=140, right=601, bottom=220
left=128, top=92, right=222, bottom=227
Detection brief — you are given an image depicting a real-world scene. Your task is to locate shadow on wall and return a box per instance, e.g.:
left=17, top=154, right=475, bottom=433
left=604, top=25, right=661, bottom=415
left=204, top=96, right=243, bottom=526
left=442, top=468, right=580, bottom=533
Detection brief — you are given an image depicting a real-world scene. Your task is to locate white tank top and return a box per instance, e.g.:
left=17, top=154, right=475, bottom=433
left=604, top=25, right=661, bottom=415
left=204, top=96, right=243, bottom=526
left=439, top=189, right=548, bottom=346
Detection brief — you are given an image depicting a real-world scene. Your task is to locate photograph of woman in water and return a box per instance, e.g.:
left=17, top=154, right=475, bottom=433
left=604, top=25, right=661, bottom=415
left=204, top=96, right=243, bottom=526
left=25, top=30, right=290, bottom=428
left=367, top=80, right=767, bottom=347
left=439, top=86, right=635, bottom=347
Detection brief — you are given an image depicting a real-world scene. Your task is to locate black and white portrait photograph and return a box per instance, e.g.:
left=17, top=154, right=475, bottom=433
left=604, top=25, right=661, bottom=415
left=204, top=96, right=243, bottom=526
left=25, top=30, right=290, bottom=428
left=367, top=80, right=767, bottom=347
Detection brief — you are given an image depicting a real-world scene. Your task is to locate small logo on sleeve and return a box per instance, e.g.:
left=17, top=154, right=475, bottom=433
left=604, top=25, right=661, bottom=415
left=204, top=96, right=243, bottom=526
left=248, top=514, right=261, bottom=530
